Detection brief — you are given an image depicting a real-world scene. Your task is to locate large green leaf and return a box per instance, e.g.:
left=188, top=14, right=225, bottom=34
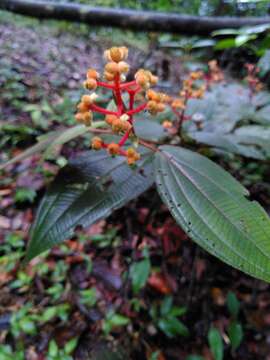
left=155, top=145, right=270, bottom=282
left=0, top=130, right=62, bottom=170
left=189, top=131, right=269, bottom=159
left=134, top=119, right=168, bottom=142
left=25, top=149, right=154, bottom=262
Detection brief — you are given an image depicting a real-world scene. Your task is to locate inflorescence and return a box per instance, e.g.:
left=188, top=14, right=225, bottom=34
left=75, top=46, right=224, bottom=165
left=75, top=46, right=172, bottom=165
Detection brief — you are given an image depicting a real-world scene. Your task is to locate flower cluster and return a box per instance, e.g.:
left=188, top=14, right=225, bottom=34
left=208, top=60, right=224, bottom=83
left=171, top=70, right=205, bottom=110
left=75, top=46, right=166, bottom=165
left=163, top=71, right=205, bottom=130
left=245, top=63, right=263, bottom=94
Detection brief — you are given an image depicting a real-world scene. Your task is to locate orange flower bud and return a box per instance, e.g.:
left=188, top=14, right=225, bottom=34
left=76, top=111, right=92, bottom=126
left=105, top=114, right=118, bottom=125
left=81, top=111, right=92, bottom=126
left=149, top=74, right=158, bottom=86
left=81, top=95, right=93, bottom=106
left=104, top=47, right=128, bottom=63
left=118, top=61, right=129, bottom=73
left=171, top=99, right=185, bottom=110
left=75, top=113, right=84, bottom=123
left=190, top=71, right=203, bottom=80
left=107, top=143, right=120, bottom=155
left=91, top=137, right=103, bottom=150
left=126, top=147, right=140, bottom=165
left=157, top=103, right=165, bottom=112
left=126, top=148, right=136, bottom=157
left=135, top=69, right=158, bottom=89
left=87, top=68, right=99, bottom=79
left=162, top=120, right=173, bottom=129
left=77, top=102, right=89, bottom=113
left=121, top=121, right=132, bottom=132
left=104, top=71, right=115, bottom=82
left=109, top=47, right=122, bottom=62
left=112, top=118, right=124, bottom=133
left=105, top=62, right=119, bottom=74
left=147, top=89, right=160, bottom=101
left=147, top=100, right=158, bottom=114
left=84, top=78, right=97, bottom=90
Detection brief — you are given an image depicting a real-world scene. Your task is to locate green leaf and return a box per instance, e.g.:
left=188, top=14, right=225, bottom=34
left=48, top=340, right=59, bottom=357
left=186, top=356, right=205, bottom=360
left=160, top=296, right=173, bottom=316
left=228, top=321, right=243, bottom=351
left=155, top=145, right=270, bottom=283
left=208, top=327, right=224, bottom=360
left=258, top=50, right=270, bottom=76
left=64, top=338, right=78, bottom=355
left=214, top=38, right=236, bottom=50
left=158, top=317, right=189, bottom=338
left=134, top=119, right=168, bottom=142
left=0, top=130, right=61, bottom=170
left=25, top=150, right=154, bottom=262
left=226, top=292, right=240, bottom=318
left=130, top=257, right=151, bottom=294
left=235, top=34, right=257, bottom=47
left=212, top=29, right=241, bottom=36
left=44, top=124, right=90, bottom=158
left=189, top=131, right=267, bottom=160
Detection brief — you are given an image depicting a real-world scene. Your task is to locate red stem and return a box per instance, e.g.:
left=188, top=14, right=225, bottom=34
left=90, top=104, right=117, bottom=115
left=120, top=80, right=137, bottom=90
left=127, top=103, right=147, bottom=116
left=119, top=128, right=132, bottom=146
left=114, top=73, right=124, bottom=115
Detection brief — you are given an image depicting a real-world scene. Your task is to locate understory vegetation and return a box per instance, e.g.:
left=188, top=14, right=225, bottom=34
left=1, top=6, right=270, bottom=360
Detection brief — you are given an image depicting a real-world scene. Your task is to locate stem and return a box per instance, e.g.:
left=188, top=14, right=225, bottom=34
left=118, top=128, right=132, bottom=146
left=138, top=139, right=158, bottom=153
left=90, top=104, right=117, bottom=116
left=177, top=93, right=189, bottom=134
left=128, top=91, right=135, bottom=123
left=87, top=128, right=113, bottom=135
left=120, top=80, right=137, bottom=90
left=114, top=73, right=124, bottom=115
left=127, top=103, right=147, bottom=116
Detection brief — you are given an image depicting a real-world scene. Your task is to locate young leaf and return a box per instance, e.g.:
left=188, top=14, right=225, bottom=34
left=24, top=150, right=154, bottom=262
left=157, top=317, right=189, bottom=338
left=226, top=292, right=240, bottom=318
left=208, top=327, right=224, bottom=360
left=155, top=145, right=270, bottom=283
left=130, top=257, right=151, bottom=294
left=228, top=321, right=243, bottom=351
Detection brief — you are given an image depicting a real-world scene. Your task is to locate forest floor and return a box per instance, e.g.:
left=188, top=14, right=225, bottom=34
left=1, top=11, right=270, bottom=360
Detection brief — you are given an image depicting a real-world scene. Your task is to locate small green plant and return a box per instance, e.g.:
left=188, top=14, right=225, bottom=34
left=47, top=338, right=78, bottom=360
left=2, top=46, right=270, bottom=285
left=208, top=327, right=224, bottom=360
left=226, top=292, right=244, bottom=352
left=102, top=310, right=130, bottom=335
left=150, top=296, right=188, bottom=338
